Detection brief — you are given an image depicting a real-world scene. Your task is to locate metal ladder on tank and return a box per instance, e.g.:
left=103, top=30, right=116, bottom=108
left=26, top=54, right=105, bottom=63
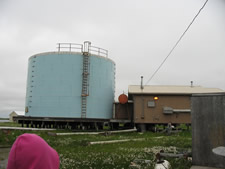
left=81, top=41, right=91, bottom=118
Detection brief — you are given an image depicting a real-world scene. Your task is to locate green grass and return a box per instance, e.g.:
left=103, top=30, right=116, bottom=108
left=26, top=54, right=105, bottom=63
left=0, top=118, right=9, bottom=120
left=0, top=123, right=192, bottom=169
left=0, top=122, right=21, bottom=127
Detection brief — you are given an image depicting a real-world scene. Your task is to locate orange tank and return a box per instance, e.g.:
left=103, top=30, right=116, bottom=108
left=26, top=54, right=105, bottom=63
left=118, top=94, right=128, bottom=104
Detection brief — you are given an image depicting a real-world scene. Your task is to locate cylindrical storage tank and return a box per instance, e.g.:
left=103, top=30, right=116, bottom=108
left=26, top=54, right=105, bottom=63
left=25, top=43, right=115, bottom=119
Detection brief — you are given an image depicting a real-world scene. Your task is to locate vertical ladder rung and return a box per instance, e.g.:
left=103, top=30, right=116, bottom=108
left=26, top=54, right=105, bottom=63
left=81, top=52, right=90, bottom=118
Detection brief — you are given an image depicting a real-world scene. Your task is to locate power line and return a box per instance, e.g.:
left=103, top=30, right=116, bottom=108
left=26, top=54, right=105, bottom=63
left=145, top=0, right=209, bottom=85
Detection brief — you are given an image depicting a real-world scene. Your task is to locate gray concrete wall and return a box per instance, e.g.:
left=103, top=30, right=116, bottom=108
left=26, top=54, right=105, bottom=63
left=191, top=94, right=225, bottom=168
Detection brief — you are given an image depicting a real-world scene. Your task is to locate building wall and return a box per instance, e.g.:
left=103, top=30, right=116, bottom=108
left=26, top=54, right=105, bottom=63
left=114, top=103, right=133, bottom=120
left=191, top=94, right=225, bottom=168
left=9, top=112, right=17, bottom=122
left=133, top=95, right=191, bottom=124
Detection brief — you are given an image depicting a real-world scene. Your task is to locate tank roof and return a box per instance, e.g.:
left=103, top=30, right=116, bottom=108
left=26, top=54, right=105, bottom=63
left=28, top=51, right=115, bottom=64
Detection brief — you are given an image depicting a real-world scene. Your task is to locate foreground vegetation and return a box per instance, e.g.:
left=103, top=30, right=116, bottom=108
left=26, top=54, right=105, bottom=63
left=0, top=123, right=192, bottom=169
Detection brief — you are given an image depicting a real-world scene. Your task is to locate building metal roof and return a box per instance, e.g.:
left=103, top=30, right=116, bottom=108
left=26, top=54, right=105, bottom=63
left=10, top=111, right=25, bottom=116
left=128, top=85, right=225, bottom=95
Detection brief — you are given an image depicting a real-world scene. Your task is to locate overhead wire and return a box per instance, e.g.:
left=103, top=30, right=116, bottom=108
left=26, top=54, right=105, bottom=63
left=145, top=0, right=209, bottom=85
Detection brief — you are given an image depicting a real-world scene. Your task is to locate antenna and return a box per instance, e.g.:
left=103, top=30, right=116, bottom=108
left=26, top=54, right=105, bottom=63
left=191, top=81, right=193, bottom=87
left=141, top=76, right=144, bottom=90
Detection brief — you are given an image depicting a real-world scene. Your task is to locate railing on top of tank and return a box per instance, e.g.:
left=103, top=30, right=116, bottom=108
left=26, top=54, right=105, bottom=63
left=89, top=45, right=108, bottom=58
left=57, top=43, right=108, bottom=58
left=57, top=43, right=83, bottom=53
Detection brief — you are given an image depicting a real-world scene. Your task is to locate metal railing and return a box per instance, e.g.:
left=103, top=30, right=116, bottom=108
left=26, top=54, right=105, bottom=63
left=89, top=46, right=108, bottom=58
left=57, top=43, right=83, bottom=53
left=57, top=42, right=108, bottom=57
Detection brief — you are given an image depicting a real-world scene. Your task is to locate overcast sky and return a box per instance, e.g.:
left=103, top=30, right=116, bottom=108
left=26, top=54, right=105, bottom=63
left=0, top=0, right=225, bottom=117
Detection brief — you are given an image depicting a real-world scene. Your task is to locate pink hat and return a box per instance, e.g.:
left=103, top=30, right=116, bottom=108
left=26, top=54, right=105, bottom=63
left=7, top=133, right=59, bottom=169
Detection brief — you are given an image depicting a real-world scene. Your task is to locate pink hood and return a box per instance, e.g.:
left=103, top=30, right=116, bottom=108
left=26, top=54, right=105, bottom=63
left=7, top=133, right=59, bottom=169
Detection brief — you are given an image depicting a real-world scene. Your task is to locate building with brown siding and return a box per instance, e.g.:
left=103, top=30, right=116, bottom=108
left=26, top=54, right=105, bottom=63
left=114, top=85, right=225, bottom=130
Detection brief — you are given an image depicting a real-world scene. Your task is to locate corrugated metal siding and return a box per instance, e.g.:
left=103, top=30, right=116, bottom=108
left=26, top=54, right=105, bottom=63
left=133, top=95, right=191, bottom=124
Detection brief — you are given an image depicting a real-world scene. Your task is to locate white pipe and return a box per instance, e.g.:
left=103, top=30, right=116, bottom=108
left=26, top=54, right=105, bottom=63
left=89, top=138, right=144, bottom=145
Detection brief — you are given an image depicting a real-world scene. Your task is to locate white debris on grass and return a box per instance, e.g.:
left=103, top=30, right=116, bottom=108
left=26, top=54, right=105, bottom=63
left=154, top=160, right=171, bottom=169
left=89, top=138, right=145, bottom=145
left=0, top=126, right=56, bottom=131
left=119, top=146, right=178, bottom=154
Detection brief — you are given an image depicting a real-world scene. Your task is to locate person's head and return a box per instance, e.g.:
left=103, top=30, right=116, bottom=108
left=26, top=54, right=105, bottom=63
left=7, top=133, right=59, bottom=169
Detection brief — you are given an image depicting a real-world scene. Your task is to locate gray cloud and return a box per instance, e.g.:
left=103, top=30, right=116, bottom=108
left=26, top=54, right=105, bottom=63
left=0, top=0, right=225, bottom=117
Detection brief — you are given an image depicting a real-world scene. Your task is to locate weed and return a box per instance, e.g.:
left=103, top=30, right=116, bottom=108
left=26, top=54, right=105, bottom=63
left=0, top=123, right=192, bottom=169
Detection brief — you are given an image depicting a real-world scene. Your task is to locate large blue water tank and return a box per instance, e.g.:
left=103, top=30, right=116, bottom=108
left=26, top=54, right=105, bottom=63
left=25, top=43, right=115, bottom=119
